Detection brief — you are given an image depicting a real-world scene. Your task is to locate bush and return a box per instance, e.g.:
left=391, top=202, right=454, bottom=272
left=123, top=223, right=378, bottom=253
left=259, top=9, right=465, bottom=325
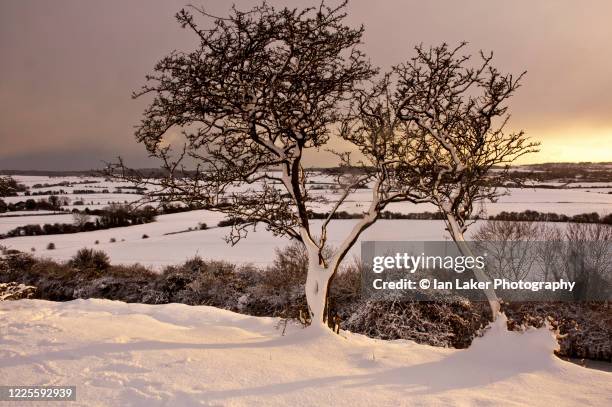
left=0, top=283, right=37, bottom=300
left=109, top=238, right=116, bottom=243
left=69, top=248, right=111, bottom=271
left=199, top=222, right=208, bottom=230
left=142, top=234, right=149, bottom=239
left=342, top=296, right=489, bottom=348
left=217, top=217, right=246, bottom=227
left=46, top=242, right=56, bottom=250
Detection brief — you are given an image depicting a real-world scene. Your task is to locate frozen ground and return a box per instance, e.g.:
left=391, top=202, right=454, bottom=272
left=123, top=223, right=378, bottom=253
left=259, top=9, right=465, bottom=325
left=2, top=174, right=612, bottom=267
left=0, top=214, right=456, bottom=268
left=0, top=299, right=609, bottom=406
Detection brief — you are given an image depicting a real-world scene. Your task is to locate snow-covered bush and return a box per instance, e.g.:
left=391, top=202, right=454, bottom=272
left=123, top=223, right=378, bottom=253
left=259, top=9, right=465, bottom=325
left=341, top=291, right=489, bottom=349
left=504, top=302, right=611, bottom=361
left=69, top=248, right=111, bottom=271
left=0, top=282, right=37, bottom=301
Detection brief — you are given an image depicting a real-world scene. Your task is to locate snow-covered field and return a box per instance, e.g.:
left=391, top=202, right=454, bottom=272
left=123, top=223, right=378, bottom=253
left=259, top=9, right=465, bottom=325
left=2, top=174, right=612, bottom=267
left=0, top=214, right=455, bottom=268
left=6, top=175, right=612, bottom=216
left=0, top=299, right=609, bottom=406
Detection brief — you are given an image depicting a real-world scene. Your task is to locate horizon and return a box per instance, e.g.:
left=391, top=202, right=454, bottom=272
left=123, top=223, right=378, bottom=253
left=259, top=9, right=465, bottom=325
left=2, top=160, right=612, bottom=175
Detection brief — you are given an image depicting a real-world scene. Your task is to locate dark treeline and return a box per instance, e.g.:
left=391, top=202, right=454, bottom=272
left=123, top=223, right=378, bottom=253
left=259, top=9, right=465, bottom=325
left=308, top=210, right=611, bottom=223
left=0, top=203, right=204, bottom=239
left=489, top=210, right=612, bottom=224
left=306, top=210, right=447, bottom=220
left=0, top=176, right=27, bottom=197
left=31, top=180, right=100, bottom=189
left=0, top=204, right=157, bottom=239
left=0, top=196, right=67, bottom=213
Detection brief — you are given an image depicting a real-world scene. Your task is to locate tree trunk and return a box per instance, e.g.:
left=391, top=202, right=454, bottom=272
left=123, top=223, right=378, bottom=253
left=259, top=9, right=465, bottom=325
left=304, top=260, right=332, bottom=328
left=446, top=214, right=501, bottom=320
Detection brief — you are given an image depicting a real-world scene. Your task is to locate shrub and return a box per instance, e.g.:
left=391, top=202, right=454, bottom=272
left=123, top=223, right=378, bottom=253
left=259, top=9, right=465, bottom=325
left=69, top=248, right=111, bottom=271
left=0, top=282, right=37, bottom=300
left=142, top=234, right=149, bottom=239
left=94, top=240, right=99, bottom=245
left=217, top=217, right=246, bottom=227
left=343, top=296, right=489, bottom=348
left=198, top=222, right=208, bottom=230
left=46, top=242, right=56, bottom=250
left=109, top=238, right=116, bottom=243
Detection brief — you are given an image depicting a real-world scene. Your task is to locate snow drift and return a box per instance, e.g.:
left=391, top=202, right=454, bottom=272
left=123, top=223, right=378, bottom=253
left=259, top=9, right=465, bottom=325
left=0, top=299, right=610, bottom=406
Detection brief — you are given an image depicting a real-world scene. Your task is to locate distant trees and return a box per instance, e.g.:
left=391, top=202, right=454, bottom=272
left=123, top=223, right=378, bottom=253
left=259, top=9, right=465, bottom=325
left=96, top=204, right=156, bottom=228
left=474, top=221, right=541, bottom=282
left=550, top=223, right=612, bottom=300
left=474, top=220, right=612, bottom=302
left=72, top=212, right=91, bottom=228
left=0, top=204, right=157, bottom=239
left=0, top=197, right=70, bottom=213
left=0, top=176, right=26, bottom=197
left=489, top=210, right=612, bottom=225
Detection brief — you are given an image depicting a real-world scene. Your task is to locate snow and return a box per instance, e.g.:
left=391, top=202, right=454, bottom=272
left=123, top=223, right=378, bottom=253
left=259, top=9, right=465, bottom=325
left=6, top=175, right=612, bottom=216
left=0, top=299, right=609, bottom=406
left=3, top=173, right=612, bottom=268
left=0, top=217, right=454, bottom=268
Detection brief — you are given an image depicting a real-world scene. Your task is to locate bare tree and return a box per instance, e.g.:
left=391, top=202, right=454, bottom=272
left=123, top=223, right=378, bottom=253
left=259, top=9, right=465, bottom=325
left=72, top=212, right=91, bottom=228
left=112, top=2, right=414, bottom=328
left=473, top=220, right=541, bottom=281
left=390, top=43, right=540, bottom=318
left=534, top=223, right=564, bottom=282
left=562, top=223, right=612, bottom=300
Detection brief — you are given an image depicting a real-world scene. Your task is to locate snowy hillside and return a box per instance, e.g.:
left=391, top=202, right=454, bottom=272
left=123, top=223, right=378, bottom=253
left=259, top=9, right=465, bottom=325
left=1, top=299, right=610, bottom=406
left=0, top=216, right=454, bottom=268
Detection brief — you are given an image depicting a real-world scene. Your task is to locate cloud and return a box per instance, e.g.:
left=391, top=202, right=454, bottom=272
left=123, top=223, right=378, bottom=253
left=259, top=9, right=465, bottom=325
left=1, top=0, right=611, bottom=170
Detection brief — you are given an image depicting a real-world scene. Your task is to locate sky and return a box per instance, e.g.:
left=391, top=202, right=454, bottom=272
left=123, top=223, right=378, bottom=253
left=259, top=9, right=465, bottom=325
left=1, top=0, right=611, bottom=170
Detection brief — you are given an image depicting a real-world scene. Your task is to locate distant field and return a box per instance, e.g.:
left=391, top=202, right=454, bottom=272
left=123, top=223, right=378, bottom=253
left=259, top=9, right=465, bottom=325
left=2, top=174, right=612, bottom=268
